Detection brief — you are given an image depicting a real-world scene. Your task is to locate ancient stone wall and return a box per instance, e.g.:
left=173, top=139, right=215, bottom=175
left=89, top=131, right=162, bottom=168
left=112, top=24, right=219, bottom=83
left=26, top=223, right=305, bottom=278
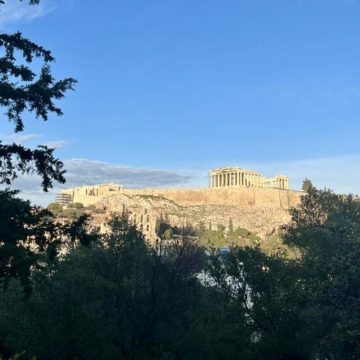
left=59, top=183, right=123, bottom=206
left=58, top=183, right=303, bottom=210
left=96, top=209, right=157, bottom=244
left=123, top=187, right=302, bottom=209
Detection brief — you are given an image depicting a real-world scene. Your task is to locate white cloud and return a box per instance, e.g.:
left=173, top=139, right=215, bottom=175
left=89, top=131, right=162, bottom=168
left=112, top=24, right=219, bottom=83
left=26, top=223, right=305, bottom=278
left=5, top=158, right=199, bottom=205
left=44, top=140, right=69, bottom=149
left=0, top=0, right=56, bottom=28
left=2, top=133, right=40, bottom=144
left=62, top=159, right=196, bottom=189
left=2, top=134, right=71, bottom=149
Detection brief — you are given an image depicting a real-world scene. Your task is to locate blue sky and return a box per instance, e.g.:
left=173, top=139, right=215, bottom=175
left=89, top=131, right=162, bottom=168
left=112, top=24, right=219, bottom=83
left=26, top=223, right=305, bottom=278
left=2, top=0, right=360, bottom=204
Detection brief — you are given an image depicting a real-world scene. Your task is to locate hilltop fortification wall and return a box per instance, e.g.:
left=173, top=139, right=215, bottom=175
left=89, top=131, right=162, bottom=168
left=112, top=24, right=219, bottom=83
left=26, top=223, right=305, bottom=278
left=123, top=187, right=303, bottom=209
left=58, top=184, right=303, bottom=209
left=61, top=186, right=303, bottom=209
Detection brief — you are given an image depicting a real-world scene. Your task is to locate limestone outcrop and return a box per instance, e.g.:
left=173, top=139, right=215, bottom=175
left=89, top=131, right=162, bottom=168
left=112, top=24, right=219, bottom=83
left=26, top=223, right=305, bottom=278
left=87, top=188, right=302, bottom=244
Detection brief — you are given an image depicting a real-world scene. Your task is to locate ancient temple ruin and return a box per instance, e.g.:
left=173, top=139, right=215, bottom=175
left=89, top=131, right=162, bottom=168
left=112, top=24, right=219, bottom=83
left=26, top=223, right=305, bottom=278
left=209, top=167, right=288, bottom=189
left=56, top=183, right=123, bottom=205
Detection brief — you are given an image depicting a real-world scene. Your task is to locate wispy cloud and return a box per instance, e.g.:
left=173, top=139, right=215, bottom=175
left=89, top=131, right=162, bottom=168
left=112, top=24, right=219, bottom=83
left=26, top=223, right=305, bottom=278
left=0, top=0, right=56, bottom=28
left=62, top=159, right=196, bottom=189
left=44, top=140, right=70, bottom=149
left=2, top=133, right=40, bottom=144
left=2, top=134, right=71, bottom=149
left=6, top=158, right=199, bottom=205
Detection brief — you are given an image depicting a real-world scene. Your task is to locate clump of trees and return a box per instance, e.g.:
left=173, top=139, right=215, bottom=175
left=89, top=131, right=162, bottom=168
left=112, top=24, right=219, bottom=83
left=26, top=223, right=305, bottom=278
left=2, top=187, right=360, bottom=359
left=47, top=202, right=88, bottom=219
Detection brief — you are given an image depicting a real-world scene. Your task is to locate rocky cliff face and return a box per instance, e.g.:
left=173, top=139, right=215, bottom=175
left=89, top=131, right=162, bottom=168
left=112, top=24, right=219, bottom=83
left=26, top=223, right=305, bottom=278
left=92, top=190, right=300, bottom=243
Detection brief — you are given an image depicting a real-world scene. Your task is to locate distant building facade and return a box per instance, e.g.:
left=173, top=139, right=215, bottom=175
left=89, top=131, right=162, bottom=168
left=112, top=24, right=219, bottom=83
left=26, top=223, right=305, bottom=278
left=57, top=183, right=123, bottom=206
left=209, top=167, right=288, bottom=190
left=56, top=192, right=73, bottom=205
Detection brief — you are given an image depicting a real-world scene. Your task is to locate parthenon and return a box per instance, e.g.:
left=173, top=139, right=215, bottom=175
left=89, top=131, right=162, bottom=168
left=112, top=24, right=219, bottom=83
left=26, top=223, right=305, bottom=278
left=209, top=167, right=289, bottom=189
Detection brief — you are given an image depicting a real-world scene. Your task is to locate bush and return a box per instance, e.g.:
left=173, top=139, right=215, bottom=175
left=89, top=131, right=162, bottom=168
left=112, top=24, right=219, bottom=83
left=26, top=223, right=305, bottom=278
left=47, top=202, right=62, bottom=215
left=61, top=208, right=84, bottom=219
left=67, top=202, right=84, bottom=209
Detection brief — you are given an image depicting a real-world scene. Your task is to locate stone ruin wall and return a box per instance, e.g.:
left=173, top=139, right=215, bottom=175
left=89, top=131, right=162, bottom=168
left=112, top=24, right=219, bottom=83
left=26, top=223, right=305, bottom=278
left=59, top=184, right=123, bottom=207
left=59, top=186, right=303, bottom=209
left=123, top=187, right=303, bottom=209
left=96, top=210, right=158, bottom=244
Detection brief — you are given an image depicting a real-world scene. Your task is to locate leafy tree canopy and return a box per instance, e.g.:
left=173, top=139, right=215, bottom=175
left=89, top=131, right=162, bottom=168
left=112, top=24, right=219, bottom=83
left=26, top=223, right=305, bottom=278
left=302, top=178, right=313, bottom=193
left=0, top=0, right=76, bottom=191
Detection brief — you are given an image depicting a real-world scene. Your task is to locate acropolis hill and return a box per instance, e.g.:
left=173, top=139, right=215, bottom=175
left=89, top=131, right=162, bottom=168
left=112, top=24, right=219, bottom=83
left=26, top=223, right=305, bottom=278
left=56, top=167, right=303, bottom=244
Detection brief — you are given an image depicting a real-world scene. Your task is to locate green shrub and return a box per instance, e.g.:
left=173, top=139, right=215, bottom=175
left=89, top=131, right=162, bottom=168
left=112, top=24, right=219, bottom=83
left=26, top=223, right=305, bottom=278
left=47, top=202, right=62, bottom=215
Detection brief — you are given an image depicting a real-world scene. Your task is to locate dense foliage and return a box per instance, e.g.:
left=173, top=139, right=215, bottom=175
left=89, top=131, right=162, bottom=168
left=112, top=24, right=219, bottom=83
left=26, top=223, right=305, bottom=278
left=1, top=188, right=360, bottom=359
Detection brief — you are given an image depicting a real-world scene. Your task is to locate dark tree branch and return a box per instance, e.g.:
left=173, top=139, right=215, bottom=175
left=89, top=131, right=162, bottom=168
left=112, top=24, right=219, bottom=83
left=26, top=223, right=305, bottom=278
left=0, top=142, right=65, bottom=191
left=0, top=29, right=76, bottom=188
left=0, top=32, right=77, bottom=132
